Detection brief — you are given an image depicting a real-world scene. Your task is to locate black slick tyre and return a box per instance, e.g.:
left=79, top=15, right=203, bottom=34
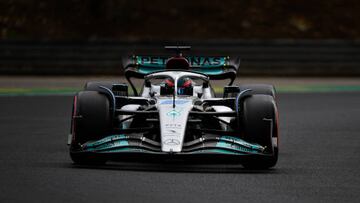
left=70, top=91, right=111, bottom=164
left=84, top=81, right=114, bottom=92
left=239, top=84, right=276, bottom=98
left=241, top=94, right=279, bottom=169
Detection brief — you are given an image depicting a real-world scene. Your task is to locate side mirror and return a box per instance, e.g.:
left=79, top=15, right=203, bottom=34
left=112, top=84, right=128, bottom=97
left=223, top=86, right=240, bottom=98
left=149, top=91, right=156, bottom=97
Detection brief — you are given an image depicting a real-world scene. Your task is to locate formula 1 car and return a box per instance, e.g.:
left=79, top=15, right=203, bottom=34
left=68, top=46, right=279, bottom=169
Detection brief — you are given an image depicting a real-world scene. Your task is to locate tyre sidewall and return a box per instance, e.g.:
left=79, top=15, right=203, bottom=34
left=72, top=91, right=111, bottom=145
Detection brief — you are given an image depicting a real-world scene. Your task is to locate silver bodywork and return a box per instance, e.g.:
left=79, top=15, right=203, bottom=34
left=120, top=71, right=228, bottom=153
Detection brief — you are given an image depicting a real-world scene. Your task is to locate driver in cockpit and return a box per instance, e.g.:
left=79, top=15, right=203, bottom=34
left=177, top=77, right=194, bottom=96
left=159, top=77, right=194, bottom=96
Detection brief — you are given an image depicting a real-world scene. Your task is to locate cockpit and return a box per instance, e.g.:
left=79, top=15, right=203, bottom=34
left=141, top=71, right=212, bottom=98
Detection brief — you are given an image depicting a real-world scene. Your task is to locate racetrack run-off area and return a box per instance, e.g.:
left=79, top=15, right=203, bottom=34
left=0, top=92, right=359, bottom=202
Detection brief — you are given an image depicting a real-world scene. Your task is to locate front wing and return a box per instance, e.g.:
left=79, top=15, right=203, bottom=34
left=71, top=134, right=273, bottom=162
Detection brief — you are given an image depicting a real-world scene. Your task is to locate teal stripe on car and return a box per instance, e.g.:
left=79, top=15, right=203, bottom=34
left=216, top=136, right=264, bottom=154
left=84, top=134, right=128, bottom=150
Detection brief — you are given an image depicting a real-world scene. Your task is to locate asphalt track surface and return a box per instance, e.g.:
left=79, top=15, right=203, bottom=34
left=1, top=93, right=360, bottom=202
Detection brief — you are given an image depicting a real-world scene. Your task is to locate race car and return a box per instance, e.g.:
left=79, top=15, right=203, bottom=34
left=68, top=46, right=279, bottom=169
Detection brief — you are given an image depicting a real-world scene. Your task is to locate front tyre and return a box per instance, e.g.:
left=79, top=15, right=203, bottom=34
left=241, top=94, right=279, bottom=169
left=69, top=91, right=111, bottom=164
left=239, top=84, right=276, bottom=98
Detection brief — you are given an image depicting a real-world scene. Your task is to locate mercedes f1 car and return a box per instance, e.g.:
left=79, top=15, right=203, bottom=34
left=68, top=46, right=279, bottom=169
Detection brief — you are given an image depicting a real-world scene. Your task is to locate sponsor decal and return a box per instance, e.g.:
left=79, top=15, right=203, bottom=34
left=160, top=100, right=190, bottom=105
left=163, top=129, right=181, bottom=137
left=163, top=139, right=180, bottom=146
left=167, top=109, right=181, bottom=118
left=166, top=129, right=177, bottom=133
left=165, top=124, right=182, bottom=129
left=136, top=56, right=227, bottom=68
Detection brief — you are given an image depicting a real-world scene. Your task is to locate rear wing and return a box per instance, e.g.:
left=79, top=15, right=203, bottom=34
left=123, top=55, right=240, bottom=81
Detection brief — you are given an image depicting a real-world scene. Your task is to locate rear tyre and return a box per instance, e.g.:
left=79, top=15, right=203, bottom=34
left=241, top=94, right=279, bottom=169
left=70, top=91, right=111, bottom=164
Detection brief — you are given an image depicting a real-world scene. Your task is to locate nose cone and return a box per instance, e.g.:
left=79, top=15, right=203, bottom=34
left=157, top=99, right=193, bottom=152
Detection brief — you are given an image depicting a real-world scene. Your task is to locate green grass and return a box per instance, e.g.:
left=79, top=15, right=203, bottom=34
left=0, top=88, right=80, bottom=96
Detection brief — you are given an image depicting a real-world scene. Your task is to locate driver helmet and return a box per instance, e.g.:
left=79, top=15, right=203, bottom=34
left=177, top=77, right=193, bottom=95
left=160, top=78, right=175, bottom=95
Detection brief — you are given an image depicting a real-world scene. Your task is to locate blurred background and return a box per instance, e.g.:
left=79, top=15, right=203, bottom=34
left=0, top=0, right=360, bottom=94
left=1, top=0, right=360, bottom=40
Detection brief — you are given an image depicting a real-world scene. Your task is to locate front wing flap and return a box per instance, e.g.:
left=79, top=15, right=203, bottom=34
left=72, top=134, right=269, bottom=157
